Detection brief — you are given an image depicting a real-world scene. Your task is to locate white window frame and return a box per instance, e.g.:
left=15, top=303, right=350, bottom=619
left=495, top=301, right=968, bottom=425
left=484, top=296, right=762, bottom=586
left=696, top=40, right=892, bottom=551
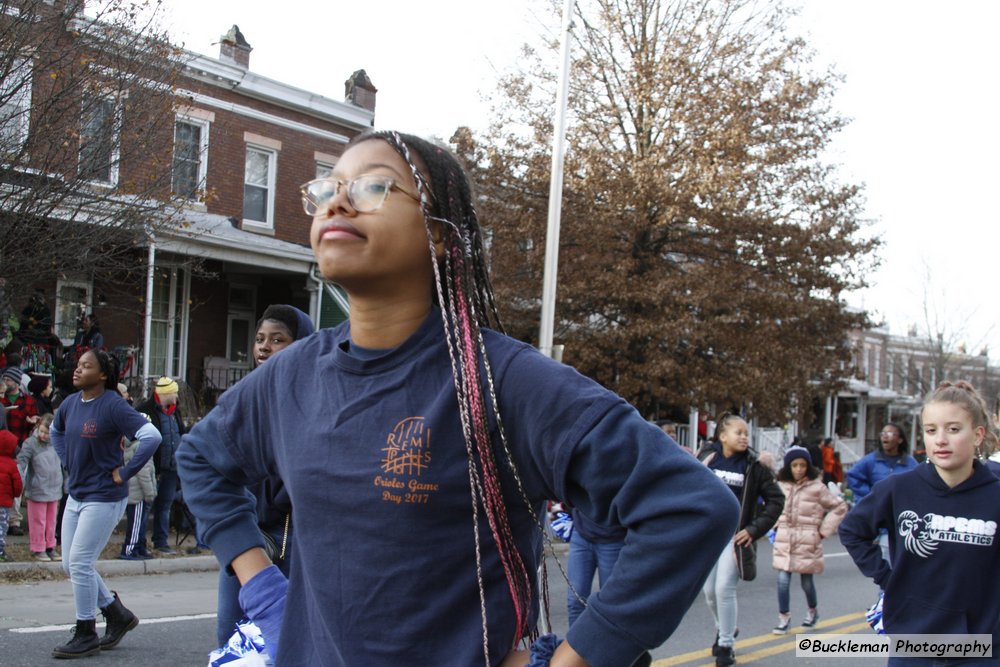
left=171, top=114, right=210, bottom=201
left=79, top=92, right=120, bottom=186
left=314, top=150, right=338, bottom=180
left=243, top=143, right=277, bottom=230
left=315, top=161, right=335, bottom=180
left=0, top=56, right=32, bottom=152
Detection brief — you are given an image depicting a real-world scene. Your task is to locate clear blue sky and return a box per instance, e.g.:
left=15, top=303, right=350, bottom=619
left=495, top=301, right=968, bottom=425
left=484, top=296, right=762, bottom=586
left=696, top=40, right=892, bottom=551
left=158, top=0, right=1000, bottom=358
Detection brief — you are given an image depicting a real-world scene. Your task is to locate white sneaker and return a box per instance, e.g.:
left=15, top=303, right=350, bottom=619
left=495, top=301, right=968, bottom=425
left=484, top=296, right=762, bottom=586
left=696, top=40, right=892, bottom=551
left=773, top=615, right=791, bottom=635
left=32, top=552, right=52, bottom=562
left=802, top=609, right=819, bottom=628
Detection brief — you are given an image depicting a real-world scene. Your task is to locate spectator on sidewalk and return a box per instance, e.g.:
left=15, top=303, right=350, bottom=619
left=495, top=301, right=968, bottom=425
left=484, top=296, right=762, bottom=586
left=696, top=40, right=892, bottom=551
left=16, top=414, right=62, bottom=561
left=0, top=429, right=23, bottom=561
left=2, top=351, right=30, bottom=393
left=119, top=415, right=156, bottom=561
left=137, top=376, right=185, bottom=555
left=1, top=366, right=39, bottom=444
left=28, top=374, right=55, bottom=416
left=72, top=314, right=104, bottom=353
left=19, top=289, right=52, bottom=343
left=1, top=364, right=38, bottom=536
left=118, top=379, right=155, bottom=561
left=50, top=350, right=160, bottom=658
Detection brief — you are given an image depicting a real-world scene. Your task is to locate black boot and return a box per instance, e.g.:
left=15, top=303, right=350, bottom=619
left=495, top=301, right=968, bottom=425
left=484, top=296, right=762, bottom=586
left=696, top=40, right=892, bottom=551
left=52, top=619, right=100, bottom=659
left=99, top=591, right=139, bottom=650
left=715, top=645, right=736, bottom=667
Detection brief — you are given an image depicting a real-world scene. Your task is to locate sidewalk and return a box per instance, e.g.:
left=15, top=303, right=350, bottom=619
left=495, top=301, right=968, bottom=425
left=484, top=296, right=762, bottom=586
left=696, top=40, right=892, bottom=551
left=0, top=530, right=220, bottom=577
left=2, top=530, right=570, bottom=577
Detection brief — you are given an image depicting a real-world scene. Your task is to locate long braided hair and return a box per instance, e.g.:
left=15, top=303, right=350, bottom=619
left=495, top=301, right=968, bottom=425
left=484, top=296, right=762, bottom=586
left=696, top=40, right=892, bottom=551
left=344, top=131, right=535, bottom=660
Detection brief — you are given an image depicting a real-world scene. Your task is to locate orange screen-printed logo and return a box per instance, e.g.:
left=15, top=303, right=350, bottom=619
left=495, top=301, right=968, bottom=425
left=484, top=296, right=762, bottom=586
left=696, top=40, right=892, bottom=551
left=376, top=417, right=439, bottom=505
left=381, top=417, right=431, bottom=476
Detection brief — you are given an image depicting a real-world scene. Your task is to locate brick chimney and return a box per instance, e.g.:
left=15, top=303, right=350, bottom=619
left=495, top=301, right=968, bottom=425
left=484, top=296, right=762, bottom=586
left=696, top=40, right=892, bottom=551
left=219, top=25, right=252, bottom=69
left=345, top=70, right=377, bottom=112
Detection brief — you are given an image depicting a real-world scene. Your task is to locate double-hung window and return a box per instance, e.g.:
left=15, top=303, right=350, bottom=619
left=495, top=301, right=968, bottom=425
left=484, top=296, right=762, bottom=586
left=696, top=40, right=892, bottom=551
left=79, top=93, right=119, bottom=185
left=0, top=56, right=32, bottom=154
left=243, top=139, right=278, bottom=229
left=172, top=115, right=210, bottom=200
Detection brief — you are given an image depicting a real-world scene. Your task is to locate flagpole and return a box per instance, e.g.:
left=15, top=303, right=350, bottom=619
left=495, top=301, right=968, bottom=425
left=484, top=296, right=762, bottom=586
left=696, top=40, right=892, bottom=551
left=538, top=0, right=574, bottom=359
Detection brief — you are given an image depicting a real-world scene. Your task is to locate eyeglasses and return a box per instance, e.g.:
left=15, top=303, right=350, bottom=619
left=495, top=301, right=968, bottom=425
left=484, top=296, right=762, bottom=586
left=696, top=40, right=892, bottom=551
left=299, top=175, right=421, bottom=216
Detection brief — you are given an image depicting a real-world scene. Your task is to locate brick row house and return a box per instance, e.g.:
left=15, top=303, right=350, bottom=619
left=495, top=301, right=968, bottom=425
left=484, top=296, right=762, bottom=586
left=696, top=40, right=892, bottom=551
left=1, top=3, right=370, bottom=408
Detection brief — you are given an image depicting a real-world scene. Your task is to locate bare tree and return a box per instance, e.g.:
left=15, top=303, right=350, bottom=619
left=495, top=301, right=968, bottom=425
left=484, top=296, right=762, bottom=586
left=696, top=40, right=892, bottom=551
left=464, top=0, right=879, bottom=422
left=897, top=261, right=997, bottom=400
left=0, top=0, right=191, bottom=321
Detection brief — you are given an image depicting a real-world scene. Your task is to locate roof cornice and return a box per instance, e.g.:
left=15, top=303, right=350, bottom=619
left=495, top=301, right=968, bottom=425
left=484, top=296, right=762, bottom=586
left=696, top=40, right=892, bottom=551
left=181, top=52, right=374, bottom=131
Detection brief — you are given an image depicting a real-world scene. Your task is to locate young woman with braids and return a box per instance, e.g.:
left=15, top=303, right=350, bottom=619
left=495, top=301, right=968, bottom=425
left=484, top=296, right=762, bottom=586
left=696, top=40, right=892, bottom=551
left=49, top=350, right=162, bottom=658
left=840, top=381, right=1000, bottom=665
left=177, top=131, right=738, bottom=667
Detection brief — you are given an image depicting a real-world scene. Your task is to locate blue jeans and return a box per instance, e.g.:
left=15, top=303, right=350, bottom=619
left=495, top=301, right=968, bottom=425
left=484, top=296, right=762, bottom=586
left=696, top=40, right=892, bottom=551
left=776, top=570, right=817, bottom=614
left=703, top=544, right=739, bottom=648
left=61, top=496, right=128, bottom=620
left=566, top=530, right=624, bottom=627
left=152, top=469, right=178, bottom=548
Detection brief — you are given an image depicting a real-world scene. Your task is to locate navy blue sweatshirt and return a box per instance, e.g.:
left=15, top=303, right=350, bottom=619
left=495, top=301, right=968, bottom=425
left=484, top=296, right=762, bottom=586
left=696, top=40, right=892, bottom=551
left=840, top=461, right=1000, bottom=647
left=51, top=391, right=161, bottom=501
left=177, top=311, right=739, bottom=667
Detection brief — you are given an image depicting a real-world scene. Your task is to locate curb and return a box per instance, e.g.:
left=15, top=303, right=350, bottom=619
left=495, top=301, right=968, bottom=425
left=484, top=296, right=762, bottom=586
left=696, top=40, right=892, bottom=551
left=0, top=555, right=220, bottom=577
left=0, top=541, right=569, bottom=576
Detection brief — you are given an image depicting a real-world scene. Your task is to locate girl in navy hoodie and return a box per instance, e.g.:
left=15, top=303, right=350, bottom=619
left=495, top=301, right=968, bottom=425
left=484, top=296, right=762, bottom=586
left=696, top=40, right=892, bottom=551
left=840, top=381, right=1000, bottom=665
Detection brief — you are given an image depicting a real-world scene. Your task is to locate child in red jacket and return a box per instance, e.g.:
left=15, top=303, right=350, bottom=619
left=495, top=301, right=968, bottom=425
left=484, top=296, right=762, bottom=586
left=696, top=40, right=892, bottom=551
left=0, top=429, right=25, bottom=561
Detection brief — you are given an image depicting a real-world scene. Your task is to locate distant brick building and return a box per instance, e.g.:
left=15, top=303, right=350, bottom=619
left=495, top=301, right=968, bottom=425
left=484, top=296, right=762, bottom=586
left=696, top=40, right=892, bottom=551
left=2, top=7, right=374, bottom=407
left=812, top=326, right=1000, bottom=461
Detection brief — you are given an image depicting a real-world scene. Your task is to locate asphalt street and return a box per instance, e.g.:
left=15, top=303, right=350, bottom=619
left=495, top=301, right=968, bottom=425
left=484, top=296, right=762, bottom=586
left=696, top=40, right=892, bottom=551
left=0, top=537, right=886, bottom=666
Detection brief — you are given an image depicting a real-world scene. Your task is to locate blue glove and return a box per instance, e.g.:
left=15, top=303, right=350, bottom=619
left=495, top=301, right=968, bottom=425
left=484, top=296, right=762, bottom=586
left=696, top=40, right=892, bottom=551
left=238, top=564, right=288, bottom=661
left=551, top=511, right=574, bottom=543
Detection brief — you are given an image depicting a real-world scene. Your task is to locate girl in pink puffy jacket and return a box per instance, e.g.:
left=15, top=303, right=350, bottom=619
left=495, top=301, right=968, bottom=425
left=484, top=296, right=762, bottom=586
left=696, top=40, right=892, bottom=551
left=771, top=445, right=847, bottom=634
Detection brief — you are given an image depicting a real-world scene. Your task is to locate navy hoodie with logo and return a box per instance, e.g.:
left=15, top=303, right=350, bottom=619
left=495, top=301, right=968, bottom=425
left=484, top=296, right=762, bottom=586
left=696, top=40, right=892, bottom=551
left=840, top=461, right=1000, bottom=653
